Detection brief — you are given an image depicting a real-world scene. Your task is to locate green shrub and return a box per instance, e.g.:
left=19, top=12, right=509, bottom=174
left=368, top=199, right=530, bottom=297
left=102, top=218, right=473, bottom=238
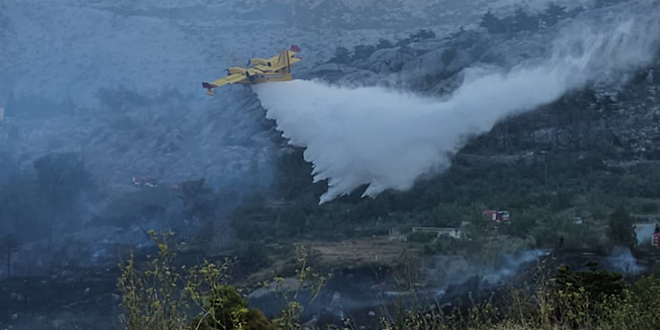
left=237, top=242, right=271, bottom=272
left=118, top=233, right=660, bottom=330
left=641, top=202, right=658, bottom=214
left=117, top=232, right=189, bottom=330
left=118, top=231, right=276, bottom=330
left=607, top=207, right=637, bottom=248
left=190, top=285, right=276, bottom=330
left=407, top=231, right=437, bottom=243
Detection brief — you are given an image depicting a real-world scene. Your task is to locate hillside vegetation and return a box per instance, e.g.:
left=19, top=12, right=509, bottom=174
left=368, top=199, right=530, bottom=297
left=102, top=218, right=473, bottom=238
left=118, top=232, right=660, bottom=330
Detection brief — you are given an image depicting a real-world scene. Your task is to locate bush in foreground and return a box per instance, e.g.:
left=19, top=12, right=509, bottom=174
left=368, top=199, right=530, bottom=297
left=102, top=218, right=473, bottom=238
left=118, top=233, right=660, bottom=330
left=118, top=231, right=277, bottom=330
left=118, top=232, right=326, bottom=330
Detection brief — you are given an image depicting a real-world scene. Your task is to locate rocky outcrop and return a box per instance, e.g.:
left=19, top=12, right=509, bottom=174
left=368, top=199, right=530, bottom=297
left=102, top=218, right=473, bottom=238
left=367, top=47, right=418, bottom=73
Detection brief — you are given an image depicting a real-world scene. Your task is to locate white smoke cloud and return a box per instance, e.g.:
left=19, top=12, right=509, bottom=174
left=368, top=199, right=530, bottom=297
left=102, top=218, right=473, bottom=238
left=607, top=246, right=644, bottom=275
left=254, top=8, right=660, bottom=204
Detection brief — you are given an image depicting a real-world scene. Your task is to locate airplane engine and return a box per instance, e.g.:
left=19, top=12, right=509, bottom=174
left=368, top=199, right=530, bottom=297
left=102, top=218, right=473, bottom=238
left=250, top=58, right=270, bottom=66
left=227, top=67, right=247, bottom=75
left=246, top=71, right=257, bottom=83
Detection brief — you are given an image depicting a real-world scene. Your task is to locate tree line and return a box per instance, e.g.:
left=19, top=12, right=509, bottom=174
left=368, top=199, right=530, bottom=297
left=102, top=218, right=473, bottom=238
left=0, top=152, right=94, bottom=275
left=479, top=0, right=625, bottom=35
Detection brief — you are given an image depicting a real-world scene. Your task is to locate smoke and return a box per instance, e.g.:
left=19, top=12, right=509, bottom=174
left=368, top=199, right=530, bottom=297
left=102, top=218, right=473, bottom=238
left=482, top=249, right=550, bottom=285
left=607, top=246, right=644, bottom=275
left=255, top=8, right=660, bottom=204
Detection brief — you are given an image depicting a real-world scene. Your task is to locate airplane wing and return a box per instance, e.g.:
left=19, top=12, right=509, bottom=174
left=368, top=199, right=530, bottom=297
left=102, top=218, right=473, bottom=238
left=253, top=54, right=301, bottom=72
left=253, top=46, right=302, bottom=72
left=209, top=73, right=247, bottom=87
left=202, top=73, right=247, bottom=96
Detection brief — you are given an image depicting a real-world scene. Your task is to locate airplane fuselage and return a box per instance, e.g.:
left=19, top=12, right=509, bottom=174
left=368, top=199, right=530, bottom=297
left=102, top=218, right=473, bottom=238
left=227, top=66, right=293, bottom=85
left=203, top=45, right=301, bottom=96
left=236, top=72, right=293, bottom=85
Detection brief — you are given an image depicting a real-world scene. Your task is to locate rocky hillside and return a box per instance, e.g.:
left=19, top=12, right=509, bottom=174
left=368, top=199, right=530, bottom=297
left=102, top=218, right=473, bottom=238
left=1, top=1, right=660, bottom=329
left=313, top=4, right=660, bottom=162
left=1, top=0, right=657, bottom=255
left=0, top=0, right=629, bottom=197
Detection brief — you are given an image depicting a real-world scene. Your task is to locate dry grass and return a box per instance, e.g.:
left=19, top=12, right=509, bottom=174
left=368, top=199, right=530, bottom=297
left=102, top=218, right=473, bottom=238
left=118, top=233, right=660, bottom=330
left=303, top=237, right=410, bottom=269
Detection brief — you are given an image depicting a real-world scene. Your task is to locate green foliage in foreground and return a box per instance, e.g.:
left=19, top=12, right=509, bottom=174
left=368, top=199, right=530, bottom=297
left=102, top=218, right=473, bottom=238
left=118, top=232, right=325, bottom=330
left=119, top=232, right=660, bottom=330
left=407, top=231, right=437, bottom=244
left=118, top=231, right=276, bottom=330
left=380, top=265, right=660, bottom=330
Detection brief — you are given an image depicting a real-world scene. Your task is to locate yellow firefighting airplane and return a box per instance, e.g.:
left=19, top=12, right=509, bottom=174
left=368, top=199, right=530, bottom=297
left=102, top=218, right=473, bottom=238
left=202, top=45, right=302, bottom=96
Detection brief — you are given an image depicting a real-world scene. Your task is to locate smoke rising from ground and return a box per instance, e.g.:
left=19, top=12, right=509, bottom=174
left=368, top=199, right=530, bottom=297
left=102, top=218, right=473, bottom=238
left=255, top=9, right=660, bottom=204
left=607, top=246, right=644, bottom=275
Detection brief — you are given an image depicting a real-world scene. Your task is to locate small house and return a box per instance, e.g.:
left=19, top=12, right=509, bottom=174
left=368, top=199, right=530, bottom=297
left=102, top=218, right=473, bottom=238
left=634, top=223, right=660, bottom=246
left=483, top=210, right=510, bottom=223
left=411, top=227, right=462, bottom=239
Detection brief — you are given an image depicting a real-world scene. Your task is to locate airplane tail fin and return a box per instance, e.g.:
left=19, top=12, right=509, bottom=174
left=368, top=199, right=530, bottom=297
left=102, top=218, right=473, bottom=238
left=202, top=82, right=218, bottom=96
left=275, top=45, right=300, bottom=75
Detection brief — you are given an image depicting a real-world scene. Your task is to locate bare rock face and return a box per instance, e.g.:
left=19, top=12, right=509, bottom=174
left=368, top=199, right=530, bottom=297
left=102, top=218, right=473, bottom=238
left=477, top=34, right=551, bottom=67
left=401, top=49, right=448, bottom=78
left=311, top=63, right=344, bottom=74
left=367, top=47, right=417, bottom=73
left=401, top=48, right=470, bottom=79
left=336, top=69, right=382, bottom=87
left=399, top=47, right=476, bottom=91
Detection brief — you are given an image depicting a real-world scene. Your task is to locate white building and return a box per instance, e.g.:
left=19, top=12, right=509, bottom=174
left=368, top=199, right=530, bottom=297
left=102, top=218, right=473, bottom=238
left=634, top=223, right=659, bottom=246
left=411, top=227, right=462, bottom=239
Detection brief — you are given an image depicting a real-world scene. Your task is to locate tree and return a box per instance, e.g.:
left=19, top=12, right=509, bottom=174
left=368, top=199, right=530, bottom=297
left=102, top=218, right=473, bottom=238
left=568, top=6, right=585, bottom=17
left=542, top=2, right=568, bottom=27
left=479, top=11, right=506, bottom=34
left=192, top=285, right=276, bottom=330
left=553, top=262, right=624, bottom=303
left=33, top=152, right=92, bottom=244
left=607, top=207, right=636, bottom=248
left=351, top=44, right=376, bottom=61
left=329, top=46, right=351, bottom=64
left=180, top=178, right=215, bottom=222
left=0, top=173, right=47, bottom=241
left=511, top=7, right=539, bottom=33
left=0, top=234, right=19, bottom=277
left=33, top=153, right=90, bottom=205
left=409, top=29, right=436, bottom=42
left=594, top=0, right=620, bottom=8
left=375, top=38, right=394, bottom=50
left=280, top=207, right=307, bottom=235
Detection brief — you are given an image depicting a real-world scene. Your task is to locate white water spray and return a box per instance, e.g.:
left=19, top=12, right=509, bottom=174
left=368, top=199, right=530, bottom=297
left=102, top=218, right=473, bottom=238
left=255, top=8, right=660, bottom=204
